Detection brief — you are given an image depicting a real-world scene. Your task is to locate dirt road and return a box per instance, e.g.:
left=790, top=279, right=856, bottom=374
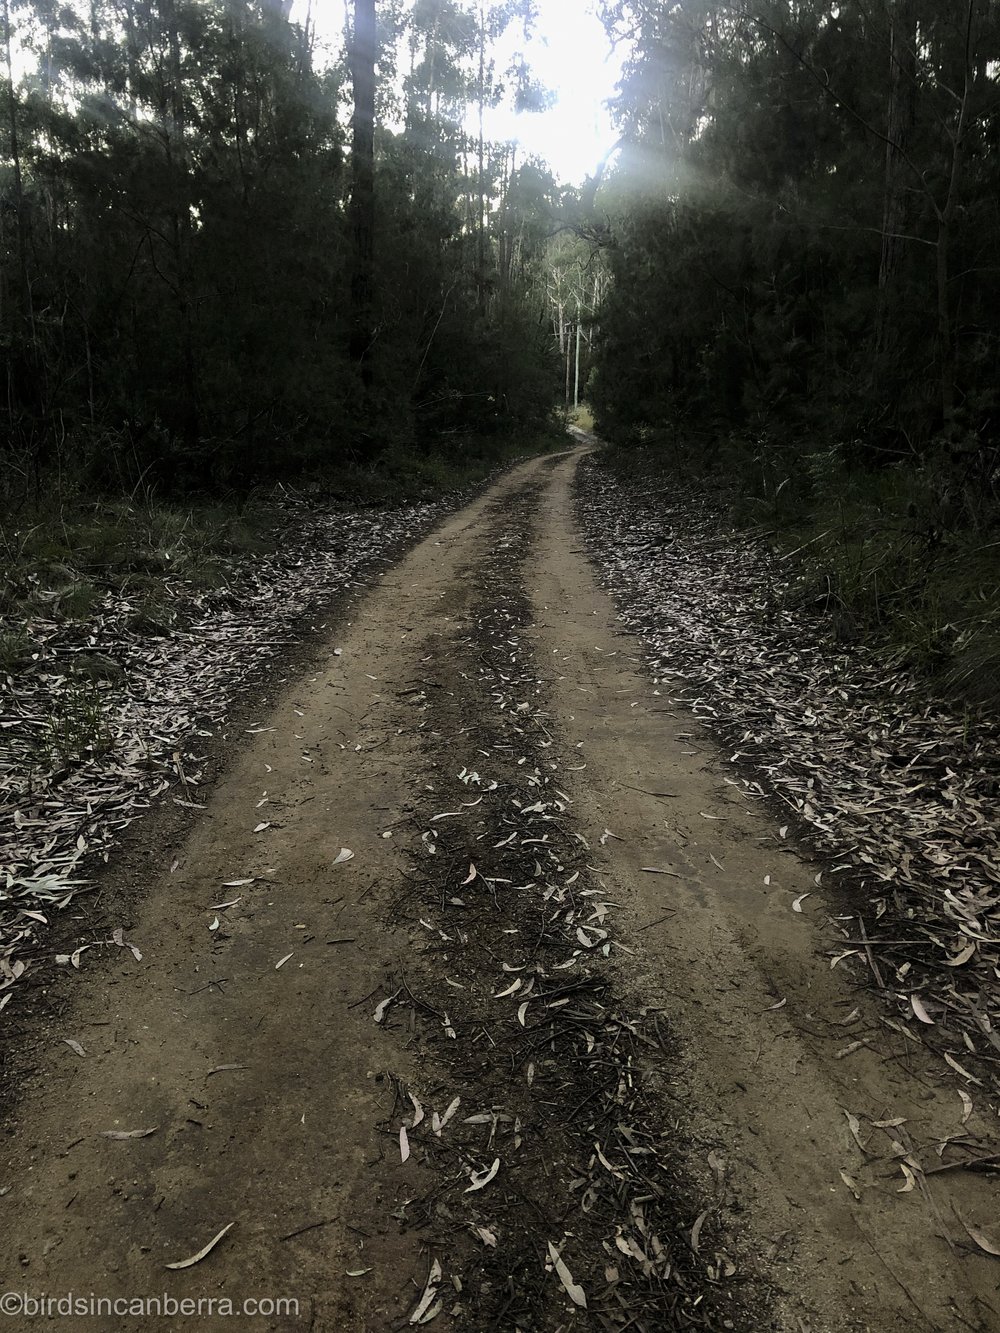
left=3, top=449, right=998, bottom=1332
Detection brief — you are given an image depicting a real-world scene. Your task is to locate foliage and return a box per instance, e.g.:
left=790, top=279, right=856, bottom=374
left=591, top=0, right=1000, bottom=710
left=0, top=0, right=562, bottom=502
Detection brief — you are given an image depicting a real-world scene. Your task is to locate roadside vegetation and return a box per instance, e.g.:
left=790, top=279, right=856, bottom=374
left=0, top=0, right=569, bottom=563
left=594, top=432, right=1000, bottom=714
left=587, top=1, right=1000, bottom=714
left=0, top=428, right=563, bottom=682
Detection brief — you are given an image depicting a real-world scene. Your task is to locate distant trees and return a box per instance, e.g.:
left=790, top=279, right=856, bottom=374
left=591, top=1, right=1000, bottom=468
left=546, top=231, right=607, bottom=408
left=0, top=0, right=560, bottom=500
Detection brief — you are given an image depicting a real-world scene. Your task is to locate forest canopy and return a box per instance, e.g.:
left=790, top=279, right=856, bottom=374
left=591, top=0, right=1000, bottom=464
left=0, top=0, right=567, bottom=497
left=589, top=0, right=1000, bottom=708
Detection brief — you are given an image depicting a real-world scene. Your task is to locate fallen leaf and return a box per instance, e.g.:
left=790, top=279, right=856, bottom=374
left=434, top=1097, right=461, bottom=1136
left=944, top=1051, right=983, bottom=1086
left=409, top=1258, right=442, bottom=1324
left=400, top=1125, right=410, bottom=1163
left=100, top=1127, right=158, bottom=1140
left=547, top=1242, right=586, bottom=1309
left=690, top=1209, right=709, bottom=1253
left=792, top=893, right=810, bottom=912
left=464, top=1158, right=500, bottom=1193
left=836, top=1041, right=864, bottom=1059
left=165, top=1222, right=234, bottom=1270
left=897, top=1163, right=917, bottom=1193
left=958, top=1212, right=1000, bottom=1258
left=62, top=1038, right=86, bottom=1057
left=945, top=943, right=976, bottom=967
left=333, top=848, right=354, bottom=865
left=844, top=1110, right=868, bottom=1154
left=839, top=1170, right=862, bottom=1200
left=910, top=994, right=935, bottom=1025
left=594, top=1142, right=624, bottom=1179
left=275, top=952, right=294, bottom=970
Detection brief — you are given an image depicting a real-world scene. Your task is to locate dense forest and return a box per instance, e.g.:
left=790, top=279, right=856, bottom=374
left=0, top=0, right=565, bottom=498
left=4, top=0, right=1000, bottom=702
left=590, top=0, right=1000, bottom=707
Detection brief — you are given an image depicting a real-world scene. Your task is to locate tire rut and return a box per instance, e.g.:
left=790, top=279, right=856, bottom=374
left=3, top=449, right=986, bottom=1333
left=371, top=478, right=763, bottom=1330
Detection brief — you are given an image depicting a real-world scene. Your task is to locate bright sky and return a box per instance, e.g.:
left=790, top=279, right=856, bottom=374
left=305, top=0, right=623, bottom=185
left=481, top=0, right=624, bottom=185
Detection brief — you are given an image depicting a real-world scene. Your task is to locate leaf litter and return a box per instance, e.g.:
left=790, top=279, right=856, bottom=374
left=0, top=490, right=465, bottom=1012
left=361, top=483, right=757, bottom=1331
left=577, top=455, right=1000, bottom=1103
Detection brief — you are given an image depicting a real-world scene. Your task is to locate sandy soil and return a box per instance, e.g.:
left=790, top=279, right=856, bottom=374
left=2, top=449, right=997, bottom=1332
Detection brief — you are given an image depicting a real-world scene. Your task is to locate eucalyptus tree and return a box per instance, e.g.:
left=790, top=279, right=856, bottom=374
left=0, top=0, right=561, bottom=498
left=592, top=0, right=1000, bottom=460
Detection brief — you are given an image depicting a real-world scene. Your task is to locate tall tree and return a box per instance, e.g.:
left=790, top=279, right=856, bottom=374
left=0, top=0, right=560, bottom=499
left=348, top=0, right=377, bottom=389
left=591, top=0, right=1000, bottom=454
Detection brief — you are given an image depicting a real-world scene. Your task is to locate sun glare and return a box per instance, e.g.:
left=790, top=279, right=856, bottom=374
left=482, top=0, right=623, bottom=184
left=305, top=0, right=622, bottom=185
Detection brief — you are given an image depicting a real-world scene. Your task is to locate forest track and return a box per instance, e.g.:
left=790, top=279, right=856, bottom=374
left=2, top=448, right=997, bottom=1332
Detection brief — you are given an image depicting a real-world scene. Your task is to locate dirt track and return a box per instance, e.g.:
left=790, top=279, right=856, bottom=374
left=2, top=448, right=998, bottom=1332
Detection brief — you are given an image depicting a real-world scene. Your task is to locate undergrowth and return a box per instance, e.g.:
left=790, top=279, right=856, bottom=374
left=595, top=426, right=1000, bottom=715
left=0, top=497, right=275, bottom=631
left=45, top=682, right=115, bottom=767
left=0, top=432, right=562, bottom=672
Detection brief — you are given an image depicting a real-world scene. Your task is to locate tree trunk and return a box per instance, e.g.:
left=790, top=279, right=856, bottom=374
left=936, top=219, right=954, bottom=425
left=874, top=0, right=915, bottom=373
left=2, top=0, right=33, bottom=339
left=163, top=0, right=199, bottom=445
left=574, top=318, right=581, bottom=408
left=935, top=0, right=976, bottom=431
left=476, top=2, right=487, bottom=309
left=349, top=0, right=377, bottom=385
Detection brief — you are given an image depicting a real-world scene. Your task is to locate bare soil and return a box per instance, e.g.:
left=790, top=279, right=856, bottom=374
left=2, top=449, right=998, bottom=1332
